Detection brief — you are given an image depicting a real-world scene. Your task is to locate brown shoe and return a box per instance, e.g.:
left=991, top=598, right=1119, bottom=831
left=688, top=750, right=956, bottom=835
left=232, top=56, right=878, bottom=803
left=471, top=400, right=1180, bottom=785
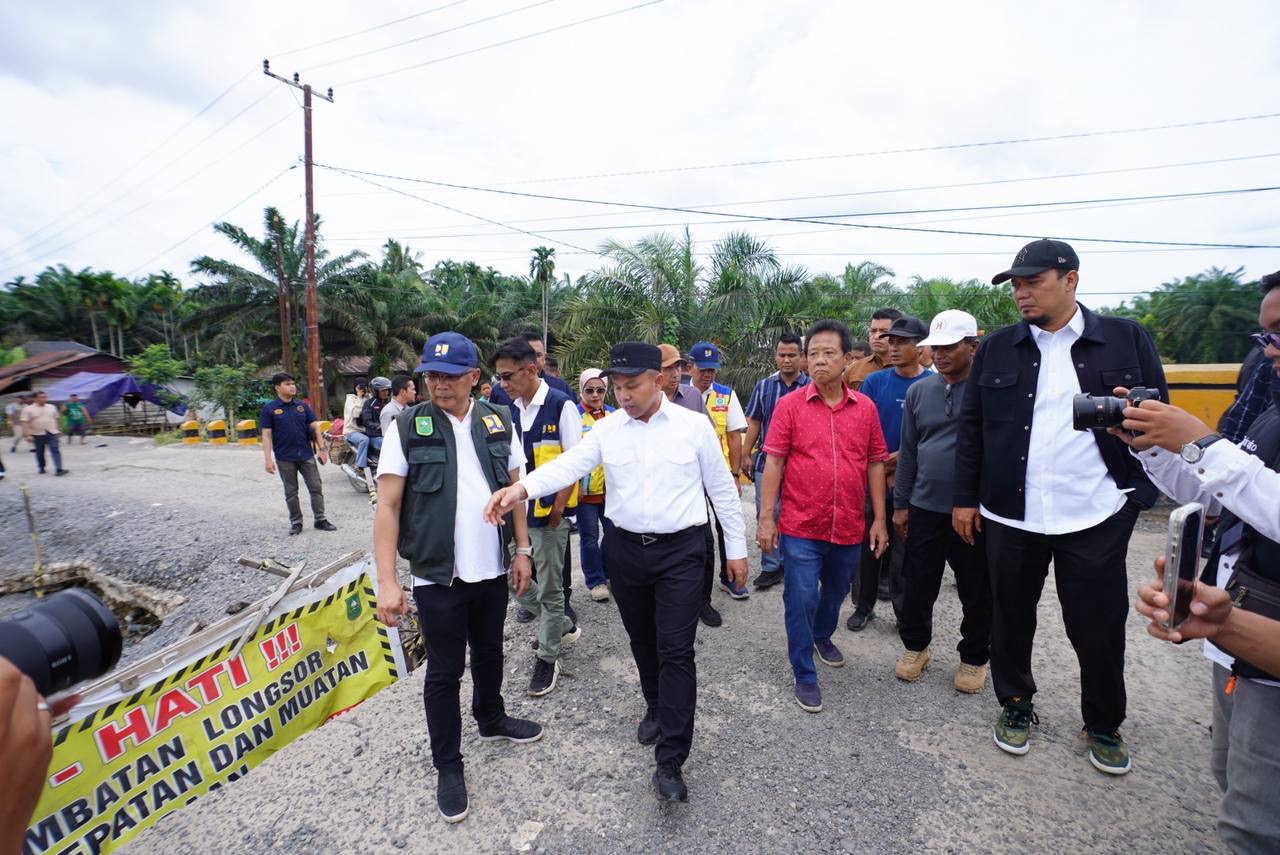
left=954, top=662, right=988, bottom=694
left=894, top=647, right=931, bottom=682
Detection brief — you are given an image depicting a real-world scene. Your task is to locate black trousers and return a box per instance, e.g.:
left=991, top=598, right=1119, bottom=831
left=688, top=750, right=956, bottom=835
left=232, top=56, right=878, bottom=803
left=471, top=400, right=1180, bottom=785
left=897, top=506, right=992, bottom=665
left=412, top=576, right=509, bottom=773
left=702, top=501, right=730, bottom=601
left=852, top=493, right=904, bottom=617
left=604, top=523, right=706, bottom=768
left=985, top=501, right=1140, bottom=733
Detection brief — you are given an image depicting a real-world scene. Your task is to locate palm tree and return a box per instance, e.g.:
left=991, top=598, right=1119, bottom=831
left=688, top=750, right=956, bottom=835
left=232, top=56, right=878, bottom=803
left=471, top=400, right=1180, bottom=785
left=530, top=246, right=557, bottom=349
left=905, top=276, right=1022, bottom=335
left=1143, top=268, right=1259, bottom=363
left=187, top=206, right=365, bottom=373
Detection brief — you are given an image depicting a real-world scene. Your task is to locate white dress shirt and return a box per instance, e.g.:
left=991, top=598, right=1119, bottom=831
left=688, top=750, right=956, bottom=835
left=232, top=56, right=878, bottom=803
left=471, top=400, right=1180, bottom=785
left=514, top=378, right=583, bottom=451
left=378, top=401, right=526, bottom=587
left=982, top=306, right=1128, bottom=535
left=1139, top=440, right=1280, bottom=685
left=519, top=393, right=748, bottom=559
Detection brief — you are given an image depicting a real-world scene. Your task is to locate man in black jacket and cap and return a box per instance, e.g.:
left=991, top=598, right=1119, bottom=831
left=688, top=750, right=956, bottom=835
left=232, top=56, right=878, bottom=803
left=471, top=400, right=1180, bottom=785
left=953, top=239, right=1166, bottom=776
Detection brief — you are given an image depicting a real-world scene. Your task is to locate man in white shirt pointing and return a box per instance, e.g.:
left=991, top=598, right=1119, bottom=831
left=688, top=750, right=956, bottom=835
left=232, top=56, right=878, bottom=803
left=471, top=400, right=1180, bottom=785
left=484, top=341, right=748, bottom=804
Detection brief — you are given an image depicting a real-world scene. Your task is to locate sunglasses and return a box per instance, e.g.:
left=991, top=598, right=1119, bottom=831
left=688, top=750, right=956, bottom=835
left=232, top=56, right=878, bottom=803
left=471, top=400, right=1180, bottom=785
left=1251, top=331, right=1280, bottom=350
left=583, top=386, right=607, bottom=395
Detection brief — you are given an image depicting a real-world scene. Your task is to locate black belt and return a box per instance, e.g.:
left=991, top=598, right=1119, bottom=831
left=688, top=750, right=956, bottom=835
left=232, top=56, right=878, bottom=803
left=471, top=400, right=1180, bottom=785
left=613, top=524, right=702, bottom=547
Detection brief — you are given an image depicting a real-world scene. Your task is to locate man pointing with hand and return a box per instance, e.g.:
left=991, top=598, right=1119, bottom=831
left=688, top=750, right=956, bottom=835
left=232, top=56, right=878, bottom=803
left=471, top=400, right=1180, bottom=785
left=484, top=341, right=748, bottom=804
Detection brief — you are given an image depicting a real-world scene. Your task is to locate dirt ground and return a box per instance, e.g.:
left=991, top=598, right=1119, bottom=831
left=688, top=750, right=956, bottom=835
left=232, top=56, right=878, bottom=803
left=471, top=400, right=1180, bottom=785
left=0, top=437, right=1227, bottom=854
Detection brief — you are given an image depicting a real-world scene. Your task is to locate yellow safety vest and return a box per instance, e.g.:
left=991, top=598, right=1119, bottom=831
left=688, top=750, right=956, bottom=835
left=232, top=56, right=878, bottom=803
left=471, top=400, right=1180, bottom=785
left=577, top=405, right=613, bottom=497
left=704, top=382, right=733, bottom=470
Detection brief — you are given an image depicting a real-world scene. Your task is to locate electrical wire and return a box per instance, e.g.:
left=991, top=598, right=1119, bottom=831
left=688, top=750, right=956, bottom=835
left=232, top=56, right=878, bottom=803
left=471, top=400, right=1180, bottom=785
left=124, top=165, right=298, bottom=277
left=299, top=0, right=563, bottom=72
left=274, top=0, right=473, bottom=57
left=315, top=163, right=1280, bottom=250
left=488, top=110, right=1280, bottom=186
left=335, top=0, right=665, bottom=86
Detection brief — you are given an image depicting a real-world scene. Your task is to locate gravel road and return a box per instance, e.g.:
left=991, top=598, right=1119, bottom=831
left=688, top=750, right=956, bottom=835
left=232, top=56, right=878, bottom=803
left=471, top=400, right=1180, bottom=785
left=0, top=438, right=1226, bottom=854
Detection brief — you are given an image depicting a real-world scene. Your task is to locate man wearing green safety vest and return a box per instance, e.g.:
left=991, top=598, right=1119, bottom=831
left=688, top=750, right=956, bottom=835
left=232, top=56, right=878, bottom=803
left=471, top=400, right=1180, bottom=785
left=689, top=341, right=750, bottom=626
left=374, top=331, right=543, bottom=824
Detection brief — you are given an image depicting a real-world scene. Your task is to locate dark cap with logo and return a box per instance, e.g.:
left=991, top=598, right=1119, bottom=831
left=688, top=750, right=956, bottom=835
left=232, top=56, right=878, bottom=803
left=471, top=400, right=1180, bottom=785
left=416, top=331, right=479, bottom=375
left=882, top=316, right=930, bottom=341
left=601, top=341, right=662, bottom=377
left=991, top=239, right=1079, bottom=285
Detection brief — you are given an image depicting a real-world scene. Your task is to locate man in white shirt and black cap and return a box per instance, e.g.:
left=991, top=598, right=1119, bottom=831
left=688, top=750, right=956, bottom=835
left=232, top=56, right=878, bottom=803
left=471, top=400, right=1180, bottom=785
left=484, top=341, right=748, bottom=803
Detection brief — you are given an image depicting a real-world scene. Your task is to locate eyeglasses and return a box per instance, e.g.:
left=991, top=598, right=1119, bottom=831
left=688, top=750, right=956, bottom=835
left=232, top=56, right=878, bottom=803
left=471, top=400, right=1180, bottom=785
left=425, top=372, right=469, bottom=385
left=495, top=371, right=518, bottom=383
left=583, top=386, right=607, bottom=395
left=1251, top=331, right=1280, bottom=350
left=944, top=383, right=954, bottom=418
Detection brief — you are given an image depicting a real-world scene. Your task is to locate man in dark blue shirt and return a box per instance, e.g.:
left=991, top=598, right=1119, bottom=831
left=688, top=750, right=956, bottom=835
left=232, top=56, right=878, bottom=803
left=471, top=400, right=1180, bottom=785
left=260, top=372, right=337, bottom=536
left=848, top=316, right=932, bottom=630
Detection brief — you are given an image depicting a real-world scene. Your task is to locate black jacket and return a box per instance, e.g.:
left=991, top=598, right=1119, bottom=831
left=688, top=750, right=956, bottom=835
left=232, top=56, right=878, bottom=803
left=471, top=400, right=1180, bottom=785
left=954, top=304, right=1167, bottom=519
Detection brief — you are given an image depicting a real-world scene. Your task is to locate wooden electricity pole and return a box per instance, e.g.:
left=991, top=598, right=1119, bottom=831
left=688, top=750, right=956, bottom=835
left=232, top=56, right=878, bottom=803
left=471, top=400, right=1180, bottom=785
left=263, top=59, right=334, bottom=414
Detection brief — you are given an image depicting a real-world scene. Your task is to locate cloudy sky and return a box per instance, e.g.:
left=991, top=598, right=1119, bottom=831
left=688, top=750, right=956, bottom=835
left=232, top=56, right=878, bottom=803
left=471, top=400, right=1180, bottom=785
left=3, top=0, right=1279, bottom=308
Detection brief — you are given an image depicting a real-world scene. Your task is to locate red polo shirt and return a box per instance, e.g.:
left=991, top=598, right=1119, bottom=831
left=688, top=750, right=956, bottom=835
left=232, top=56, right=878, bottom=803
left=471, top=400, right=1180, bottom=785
left=763, top=382, right=888, bottom=545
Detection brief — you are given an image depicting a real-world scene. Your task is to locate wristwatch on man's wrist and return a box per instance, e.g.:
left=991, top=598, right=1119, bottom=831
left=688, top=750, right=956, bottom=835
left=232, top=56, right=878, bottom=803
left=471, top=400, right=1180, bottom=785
left=1180, top=433, right=1224, bottom=464
left=514, top=546, right=534, bottom=557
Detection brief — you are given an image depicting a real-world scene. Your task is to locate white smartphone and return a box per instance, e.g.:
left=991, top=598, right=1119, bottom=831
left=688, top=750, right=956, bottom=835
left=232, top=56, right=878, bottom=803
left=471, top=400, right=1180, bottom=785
left=1162, top=502, right=1205, bottom=631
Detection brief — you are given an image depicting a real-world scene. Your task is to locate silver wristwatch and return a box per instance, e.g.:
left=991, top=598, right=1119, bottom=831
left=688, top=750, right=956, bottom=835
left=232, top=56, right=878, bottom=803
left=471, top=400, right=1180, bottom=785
left=1180, top=434, right=1223, bottom=464
left=514, top=546, right=534, bottom=557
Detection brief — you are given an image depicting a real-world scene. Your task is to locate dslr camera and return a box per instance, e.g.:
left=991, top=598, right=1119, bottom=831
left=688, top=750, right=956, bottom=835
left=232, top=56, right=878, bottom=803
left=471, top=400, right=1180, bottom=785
left=0, top=589, right=122, bottom=696
left=1072, top=386, right=1161, bottom=433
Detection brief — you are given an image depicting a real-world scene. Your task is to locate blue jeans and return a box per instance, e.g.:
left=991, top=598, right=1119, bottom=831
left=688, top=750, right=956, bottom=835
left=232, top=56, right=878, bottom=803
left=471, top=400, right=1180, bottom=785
left=753, top=475, right=782, bottom=574
left=346, top=431, right=370, bottom=468
left=781, top=534, right=860, bottom=685
left=576, top=501, right=607, bottom=588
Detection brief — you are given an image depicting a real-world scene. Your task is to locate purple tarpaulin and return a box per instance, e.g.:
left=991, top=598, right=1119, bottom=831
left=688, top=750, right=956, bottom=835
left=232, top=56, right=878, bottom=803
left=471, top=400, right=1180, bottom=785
left=40, top=371, right=186, bottom=416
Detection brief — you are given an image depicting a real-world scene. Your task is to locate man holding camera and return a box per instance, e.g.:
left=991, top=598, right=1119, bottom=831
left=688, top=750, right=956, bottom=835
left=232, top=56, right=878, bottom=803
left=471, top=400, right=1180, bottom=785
left=1124, top=271, right=1280, bottom=851
left=954, top=239, right=1166, bottom=774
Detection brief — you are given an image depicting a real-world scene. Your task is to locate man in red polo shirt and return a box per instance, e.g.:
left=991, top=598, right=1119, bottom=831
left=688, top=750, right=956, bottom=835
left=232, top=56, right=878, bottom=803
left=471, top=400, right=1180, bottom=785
left=757, top=319, right=889, bottom=713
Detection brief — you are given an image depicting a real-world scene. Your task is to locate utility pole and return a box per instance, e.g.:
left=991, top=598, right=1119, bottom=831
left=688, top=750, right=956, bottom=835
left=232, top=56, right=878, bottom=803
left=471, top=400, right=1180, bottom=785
left=263, top=59, right=333, bottom=415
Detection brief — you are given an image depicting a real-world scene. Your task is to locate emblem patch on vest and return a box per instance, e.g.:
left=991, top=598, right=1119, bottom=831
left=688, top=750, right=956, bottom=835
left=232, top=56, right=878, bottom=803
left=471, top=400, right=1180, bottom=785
left=415, top=416, right=434, bottom=436
left=482, top=414, right=505, bottom=434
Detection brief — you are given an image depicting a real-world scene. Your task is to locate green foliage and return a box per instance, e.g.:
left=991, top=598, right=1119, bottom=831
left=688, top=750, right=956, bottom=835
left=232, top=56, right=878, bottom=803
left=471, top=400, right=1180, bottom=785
left=127, top=344, right=183, bottom=386
left=1107, top=267, right=1259, bottom=363
left=0, top=345, right=26, bottom=367
left=191, top=364, right=263, bottom=427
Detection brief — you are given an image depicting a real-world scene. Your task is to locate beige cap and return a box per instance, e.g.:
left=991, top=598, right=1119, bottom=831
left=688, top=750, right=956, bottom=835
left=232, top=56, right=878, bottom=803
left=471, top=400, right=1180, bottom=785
left=657, top=343, right=685, bottom=369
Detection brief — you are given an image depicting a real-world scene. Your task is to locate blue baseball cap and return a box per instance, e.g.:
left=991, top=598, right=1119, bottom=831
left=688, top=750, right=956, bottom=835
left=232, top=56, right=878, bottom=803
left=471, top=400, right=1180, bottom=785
left=690, top=341, right=720, bottom=369
left=416, top=331, right=479, bottom=375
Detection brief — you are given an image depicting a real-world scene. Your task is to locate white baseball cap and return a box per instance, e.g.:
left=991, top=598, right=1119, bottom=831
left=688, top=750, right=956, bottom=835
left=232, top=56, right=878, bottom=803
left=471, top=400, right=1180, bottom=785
left=919, top=310, right=979, bottom=347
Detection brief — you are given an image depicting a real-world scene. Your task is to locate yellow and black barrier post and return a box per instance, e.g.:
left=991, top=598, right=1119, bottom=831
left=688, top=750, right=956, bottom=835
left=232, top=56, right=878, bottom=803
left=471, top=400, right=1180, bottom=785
left=207, top=419, right=227, bottom=445
left=236, top=419, right=259, bottom=445
left=181, top=419, right=201, bottom=444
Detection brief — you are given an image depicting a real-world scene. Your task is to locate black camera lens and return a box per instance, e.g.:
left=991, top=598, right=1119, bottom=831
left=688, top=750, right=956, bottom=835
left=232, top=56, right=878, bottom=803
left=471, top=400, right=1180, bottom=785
left=0, top=589, right=122, bottom=696
left=1072, top=393, right=1127, bottom=431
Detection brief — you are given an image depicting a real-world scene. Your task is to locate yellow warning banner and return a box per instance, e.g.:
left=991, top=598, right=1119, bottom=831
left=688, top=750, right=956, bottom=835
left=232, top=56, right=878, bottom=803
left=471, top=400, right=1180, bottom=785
left=23, top=562, right=401, bottom=855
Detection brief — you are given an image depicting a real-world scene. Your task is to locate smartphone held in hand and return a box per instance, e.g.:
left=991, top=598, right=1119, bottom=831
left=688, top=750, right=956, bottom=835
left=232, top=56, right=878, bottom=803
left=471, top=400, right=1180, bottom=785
left=1162, top=502, right=1206, bottom=631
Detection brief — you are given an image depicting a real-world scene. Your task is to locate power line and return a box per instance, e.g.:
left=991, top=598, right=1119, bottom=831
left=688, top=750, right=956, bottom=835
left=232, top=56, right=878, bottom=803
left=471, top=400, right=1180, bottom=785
left=330, top=168, right=598, bottom=255
left=315, top=163, right=1280, bottom=250
left=1, top=70, right=257, bottom=254
left=299, top=0, right=563, bottom=72
left=336, top=0, right=666, bottom=86
left=486, top=110, right=1280, bottom=186
left=7, top=87, right=282, bottom=266
left=275, top=0, right=473, bottom=57
left=124, top=165, right=298, bottom=278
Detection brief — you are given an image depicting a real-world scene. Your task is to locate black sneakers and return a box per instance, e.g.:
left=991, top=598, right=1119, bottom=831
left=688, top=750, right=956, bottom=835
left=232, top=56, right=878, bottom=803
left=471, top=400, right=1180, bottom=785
left=289, top=522, right=303, bottom=536
left=845, top=611, right=872, bottom=632
left=699, top=602, right=722, bottom=628
left=753, top=569, right=784, bottom=589
left=478, top=715, right=544, bottom=744
left=314, top=519, right=337, bottom=531
left=515, top=607, right=537, bottom=624
left=527, top=657, right=559, bottom=697
left=653, top=762, right=688, bottom=802
left=437, top=768, right=469, bottom=823
left=637, top=708, right=660, bottom=745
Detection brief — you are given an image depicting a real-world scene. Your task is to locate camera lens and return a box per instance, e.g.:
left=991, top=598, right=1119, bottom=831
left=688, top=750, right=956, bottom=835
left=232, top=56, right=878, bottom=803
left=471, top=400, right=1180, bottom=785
left=0, top=589, right=122, bottom=696
left=1071, top=393, right=1127, bottom=431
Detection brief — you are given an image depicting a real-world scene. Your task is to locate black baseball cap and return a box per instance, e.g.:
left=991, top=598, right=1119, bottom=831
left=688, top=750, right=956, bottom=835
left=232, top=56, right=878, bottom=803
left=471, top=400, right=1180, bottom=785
left=882, top=316, right=929, bottom=340
left=991, top=239, right=1079, bottom=285
left=601, top=342, right=662, bottom=377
